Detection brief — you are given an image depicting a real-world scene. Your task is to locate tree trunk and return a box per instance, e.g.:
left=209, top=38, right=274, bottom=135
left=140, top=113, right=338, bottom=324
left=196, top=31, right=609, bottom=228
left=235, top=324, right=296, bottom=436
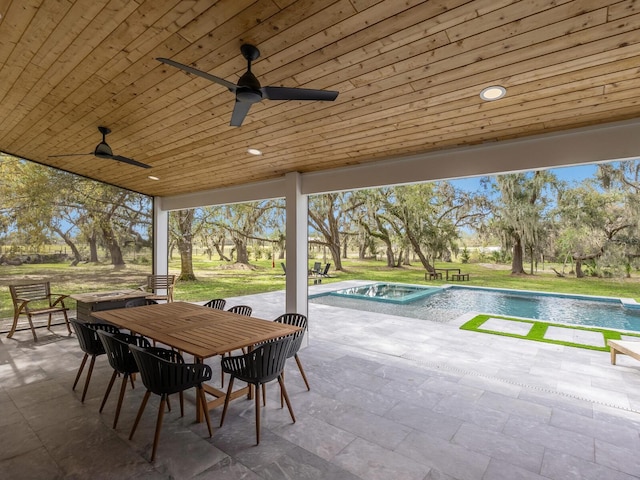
left=385, top=244, right=395, bottom=267
left=394, top=248, right=402, bottom=267
left=511, top=234, right=526, bottom=274
left=175, top=210, right=196, bottom=280
left=214, top=238, right=230, bottom=261
left=88, top=233, right=99, bottom=263
left=575, top=258, right=584, bottom=278
left=179, top=246, right=196, bottom=280
left=328, top=241, right=342, bottom=270
left=52, top=226, right=83, bottom=264
left=99, top=223, right=125, bottom=269
left=405, top=231, right=434, bottom=272
left=234, top=237, right=250, bottom=264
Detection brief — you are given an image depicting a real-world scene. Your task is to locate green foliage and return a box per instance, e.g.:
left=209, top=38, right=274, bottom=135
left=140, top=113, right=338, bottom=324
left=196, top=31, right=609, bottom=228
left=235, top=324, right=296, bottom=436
left=460, top=247, right=470, bottom=264
left=461, top=314, right=640, bottom=352
left=4, top=257, right=640, bottom=320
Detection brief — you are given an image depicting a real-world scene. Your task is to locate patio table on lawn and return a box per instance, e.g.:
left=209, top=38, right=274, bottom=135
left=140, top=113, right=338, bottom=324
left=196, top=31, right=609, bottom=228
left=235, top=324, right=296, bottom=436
left=435, top=268, right=461, bottom=281
left=91, top=302, right=300, bottom=422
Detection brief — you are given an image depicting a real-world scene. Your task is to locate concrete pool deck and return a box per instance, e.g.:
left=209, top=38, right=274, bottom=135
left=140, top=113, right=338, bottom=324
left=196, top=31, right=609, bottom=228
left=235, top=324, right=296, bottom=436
left=1, top=280, right=640, bottom=479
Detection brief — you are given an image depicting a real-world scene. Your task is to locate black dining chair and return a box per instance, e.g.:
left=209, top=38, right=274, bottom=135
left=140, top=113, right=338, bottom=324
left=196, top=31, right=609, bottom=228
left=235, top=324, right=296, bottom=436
left=70, top=319, right=120, bottom=403
left=96, top=330, right=150, bottom=428
left=220, top=336, right=295, bottom=445
left=203, top=298, right=226, bottom=310
left=125, top=298, right=158, bottom=308
left=220, top=305, right=253, bottom=386
left=227, top=305, right=252, bottom=316
left=274, top=313, right=310, bottom=399
left=97, top=331, right=186, bottom=429
left=128, top=345, right=213, bottom=462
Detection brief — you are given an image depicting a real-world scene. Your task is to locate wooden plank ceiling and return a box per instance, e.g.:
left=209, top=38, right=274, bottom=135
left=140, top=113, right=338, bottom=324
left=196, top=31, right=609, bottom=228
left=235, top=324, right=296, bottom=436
left=1, top=0, right=640, bottom=197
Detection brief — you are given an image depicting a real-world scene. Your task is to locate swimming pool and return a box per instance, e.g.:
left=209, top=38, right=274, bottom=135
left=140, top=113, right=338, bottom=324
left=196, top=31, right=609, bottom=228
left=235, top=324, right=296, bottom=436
left=310, top=284, right=640, bottom=332
left=330, top=283, right=439, bottom=304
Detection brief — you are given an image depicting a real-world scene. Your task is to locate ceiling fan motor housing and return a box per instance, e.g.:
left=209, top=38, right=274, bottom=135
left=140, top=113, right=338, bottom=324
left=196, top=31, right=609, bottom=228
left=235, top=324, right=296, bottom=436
left=236, top=70, right=262, bottom=103
left=94, top=142, right=113, bottom=158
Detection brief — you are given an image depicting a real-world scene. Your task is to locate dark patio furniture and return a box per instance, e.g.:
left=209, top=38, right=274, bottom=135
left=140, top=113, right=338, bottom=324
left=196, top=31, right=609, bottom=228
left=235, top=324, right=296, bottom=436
left=274, top=313, right=310, bottom=396
left=451, top=273, right=470, bottom=281
left=96, top=331, right=150, bottom=428
left=320, top=263, right=332, bottom=277
left=128, top=345, right=213, bottom=462
left=70, top=319, right=120, bottom=402
left=220, top=336, right=295, bottom=444
left=203, top=298, right=226, bottom=310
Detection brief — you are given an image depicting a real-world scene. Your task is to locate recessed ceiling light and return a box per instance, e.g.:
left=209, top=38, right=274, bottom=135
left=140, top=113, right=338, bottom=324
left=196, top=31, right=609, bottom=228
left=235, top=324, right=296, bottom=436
left=247, top=148, right=262, bottom=156
left=480, top=85, right=506, bottom=101
left=148, top=175, right=160, bottom=181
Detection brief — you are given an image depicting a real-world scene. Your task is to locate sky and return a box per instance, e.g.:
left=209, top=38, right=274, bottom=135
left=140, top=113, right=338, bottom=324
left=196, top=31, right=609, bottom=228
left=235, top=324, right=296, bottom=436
left=448, top=163, right=600, bottom=192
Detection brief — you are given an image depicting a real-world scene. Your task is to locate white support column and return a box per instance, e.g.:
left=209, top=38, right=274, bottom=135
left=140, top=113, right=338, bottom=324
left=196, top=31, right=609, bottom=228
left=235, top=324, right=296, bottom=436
left=153, top=196, right=169, bottom=276
left=285, top=172, right=308, bottom=317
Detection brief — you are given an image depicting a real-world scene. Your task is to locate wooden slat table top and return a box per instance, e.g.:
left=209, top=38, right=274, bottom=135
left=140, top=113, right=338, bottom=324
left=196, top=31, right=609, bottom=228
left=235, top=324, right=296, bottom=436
left=91, top=302, right=300, bottom=359
left=69, top=289, right=150, bottom=303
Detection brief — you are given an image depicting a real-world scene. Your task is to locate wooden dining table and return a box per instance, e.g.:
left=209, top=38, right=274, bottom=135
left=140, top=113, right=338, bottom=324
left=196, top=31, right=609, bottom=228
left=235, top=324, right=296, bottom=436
left=91, top=302, right=300, bottom=421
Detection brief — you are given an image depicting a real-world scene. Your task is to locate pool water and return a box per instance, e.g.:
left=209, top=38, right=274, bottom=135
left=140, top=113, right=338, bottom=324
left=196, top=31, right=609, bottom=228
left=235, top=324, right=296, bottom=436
left=330, top=283, right=438, bottom=304
left=311, top=284, right=640, bottom=332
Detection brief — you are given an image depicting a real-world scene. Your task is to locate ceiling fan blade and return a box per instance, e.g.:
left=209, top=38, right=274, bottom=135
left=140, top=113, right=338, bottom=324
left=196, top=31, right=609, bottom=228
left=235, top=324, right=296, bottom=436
left=262, top=86, right=338, bottom=101
left=110, top=154, right=152, bottom=169
left=157, top=58, right=237, bottom=92
left=48, top=153, right=92, bottom=158
left=230, top=100, right=252, bottom=127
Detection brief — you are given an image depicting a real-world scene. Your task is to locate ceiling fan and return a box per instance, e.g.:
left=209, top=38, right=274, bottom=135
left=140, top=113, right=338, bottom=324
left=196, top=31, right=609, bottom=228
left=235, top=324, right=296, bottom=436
left=157, top=44, right=339, bottom=127
left=49, top=126, right=151, bottom=169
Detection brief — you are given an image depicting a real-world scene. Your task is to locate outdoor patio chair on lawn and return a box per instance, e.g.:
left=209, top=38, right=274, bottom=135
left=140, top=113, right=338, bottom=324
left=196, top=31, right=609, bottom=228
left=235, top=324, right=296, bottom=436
left=320, top=263, right=332, bottom=277
left=8, top=281, right=71, bottom=340
left=310, top=262, right=322, bottom=275
left=220, top=336, right=295, bottom=444
left=128, top=345, right=213, bottom=462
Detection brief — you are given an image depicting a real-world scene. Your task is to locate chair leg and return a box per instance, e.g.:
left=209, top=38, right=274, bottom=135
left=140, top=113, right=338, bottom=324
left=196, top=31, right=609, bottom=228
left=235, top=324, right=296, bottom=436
left=151, top=395, right=167, bottom=462
left=280, top=370, right=284, bottom=408
left=278, top=375, right=296, bottom=424
left=294, top=354, right=310, bottom=391
left=130, top=390, right=151, bottom=440
left=73, top=353, right=89, bottom=390
left=220, top=353, right=226, bottom=388
left=219, top=376, right=235, bottom=427
left=47, top=313, right=52, bottom=329
left=113, top=373, right=129, bottom=429
left=63, top=310, right=71, bottom=335
left=26, top=314, right=37, bottom=341
left=179, top=391, right=184, bottom=417
left=99, top=370, right=118, bottom=413
left=198, top=385, right=213, bottom=437
left=7, top=312, right=20, bottom=339
left=255, top=381, right=261, bottom=445
left=81, top=355, right=97, bottom=403
left=262, top=383, right=266, bottom=407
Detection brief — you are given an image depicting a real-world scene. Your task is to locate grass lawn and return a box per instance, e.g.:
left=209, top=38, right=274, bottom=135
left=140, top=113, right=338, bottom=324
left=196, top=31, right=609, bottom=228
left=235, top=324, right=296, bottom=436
left=2, top=257, right=640, bottom=320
